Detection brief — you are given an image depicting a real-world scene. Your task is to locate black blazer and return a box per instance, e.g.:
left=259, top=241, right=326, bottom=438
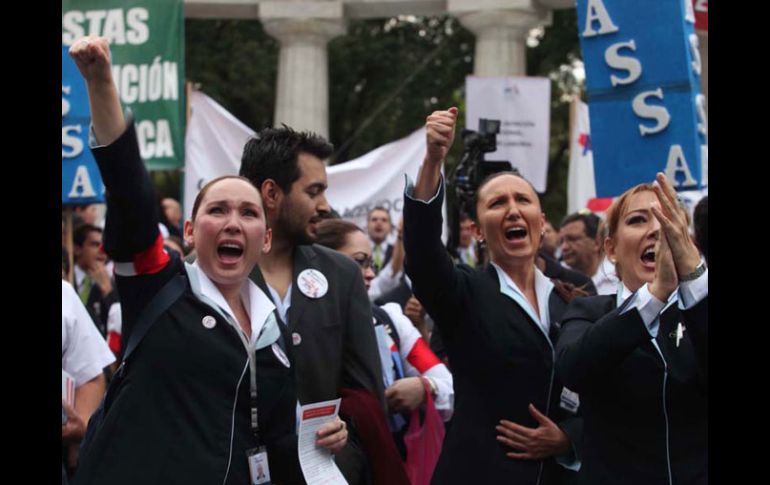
left=76, top=122, right=300, bottom=485
left=74, top=272, right=119, bottom=337
left=556, top=293, right=708, bottom=485
left=539, top=251, right=597, bottom=296
left=404, top=184, right=580, bottom=485
left=249, top=245, right=386, bottom=484
left=249, top=246, right=385, bottom=407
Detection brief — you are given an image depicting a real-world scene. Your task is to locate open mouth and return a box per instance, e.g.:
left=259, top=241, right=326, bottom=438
left=217, top=242, right=244, bottom=263
left=505, top=226, right=528, bottom=242
left=640, top=246, right=655, bottom=267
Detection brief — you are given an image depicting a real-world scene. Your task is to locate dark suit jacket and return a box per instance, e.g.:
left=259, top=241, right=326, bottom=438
left=556, top=294, right=708, bottom=485
left=74, top=271, right=119, bottom=337
left=76, top=121, right=300, bottom=485
left=404, top=184, right=581, bottom=485
left=539, top=251, right=597, bottom=296
left=249, top=245, right=386, bottom=483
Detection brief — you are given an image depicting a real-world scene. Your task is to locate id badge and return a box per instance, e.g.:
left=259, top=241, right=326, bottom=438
left=247, top=446, right=271, bottom=485
left=559, top=387, right=580, bottom=414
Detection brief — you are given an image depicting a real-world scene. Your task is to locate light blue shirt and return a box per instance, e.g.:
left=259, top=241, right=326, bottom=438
left=267, top=283, right=292, bottom=327
left=620, top=268, right=709, bottom=337
left=185, top=261, right=280, bottom=351
left=492, top=263, right=555, bottom=340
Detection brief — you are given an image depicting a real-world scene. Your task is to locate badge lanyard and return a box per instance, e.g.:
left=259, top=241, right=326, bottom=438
left=246, top=350, right=271, bottom=485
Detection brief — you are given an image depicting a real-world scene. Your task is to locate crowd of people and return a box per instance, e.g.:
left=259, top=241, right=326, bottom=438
left=62, top=36, right=708, bottom=485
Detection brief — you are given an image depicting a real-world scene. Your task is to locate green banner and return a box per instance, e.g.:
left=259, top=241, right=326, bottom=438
left=62, top=0, right=185, bottom=170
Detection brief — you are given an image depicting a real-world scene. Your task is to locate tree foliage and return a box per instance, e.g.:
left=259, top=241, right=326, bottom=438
left=183, top=9, right=583, bottom=222
left=185, top=19, right=278, bottom=131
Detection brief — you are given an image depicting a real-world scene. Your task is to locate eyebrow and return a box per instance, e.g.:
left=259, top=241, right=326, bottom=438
left=306, top=182, right=327, bottom=191
left=625, top=208, right=651, bottom=217
left=204, top=199, right=261, bottom=208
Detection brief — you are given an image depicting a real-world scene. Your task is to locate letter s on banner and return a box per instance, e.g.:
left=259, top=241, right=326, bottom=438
left=632, top=89, right=671, bottom=136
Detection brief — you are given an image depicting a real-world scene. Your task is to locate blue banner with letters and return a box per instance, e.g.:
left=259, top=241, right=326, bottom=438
left=62, top=46, right=105, bottom=204
left=577, top=0, right=707, bottom=196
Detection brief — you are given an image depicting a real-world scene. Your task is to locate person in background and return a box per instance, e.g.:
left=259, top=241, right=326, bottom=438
left=62, top=279, right=115, bottom=482
left=160, top=197, right=183, bottom=238
left=315, top=219, right=453, bottom=466
left=72, top=223, right=118, bottom=337
left=542, top=220, right=559, bottom=260
left=367, top=207, right=394, bottom=274
left=559, top=211, right=617, bottom=295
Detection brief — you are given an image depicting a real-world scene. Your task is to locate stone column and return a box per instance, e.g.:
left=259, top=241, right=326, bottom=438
left=449, top=0, right=551, bottom=76
left=261, top=1, right=345, bottom=138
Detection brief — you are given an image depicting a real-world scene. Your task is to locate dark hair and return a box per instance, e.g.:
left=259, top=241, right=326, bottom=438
left=693, top=196, right=708, bottom=263
left=459, top=211, right=472, bottom=223
left=367, top=207, right=391, bottom=223
left=560, top=212, right=601, bottom=240
left=470, top=171, right=539, bottom=221
left=239, top=125, right=334, bottom=194
left=191, top=175, right=259, bottom=221
left=73, top=223, right=102, bottom=247
left=315, top=219, right=364, bottom=251
left=165, top=235, right=187, bottom=257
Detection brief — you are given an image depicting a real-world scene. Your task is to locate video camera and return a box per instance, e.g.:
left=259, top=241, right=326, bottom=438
left=448, top=118, right=514, bottom=255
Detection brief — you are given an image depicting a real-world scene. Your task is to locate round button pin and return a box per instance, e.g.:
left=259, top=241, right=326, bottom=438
left=297, top=269, right=328, bottom=299
left=292, top=332, right=302, bottom=346
left=202, top=315, right=217, bottom=329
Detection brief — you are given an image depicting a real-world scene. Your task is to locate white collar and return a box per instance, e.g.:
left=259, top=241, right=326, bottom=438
left=491, top=262, right=554, bottom=333
left=74, top=265, right=86, bottom=287
left=191, top=261, right=276, bottom=346
left=618, top=282, right=679, bottom=311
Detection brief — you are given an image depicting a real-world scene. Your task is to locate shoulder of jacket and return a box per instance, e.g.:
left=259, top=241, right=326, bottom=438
left=561, top=294, right=616, bottom=324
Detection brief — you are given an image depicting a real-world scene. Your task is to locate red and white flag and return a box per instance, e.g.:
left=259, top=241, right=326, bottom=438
left=568, top=98, right=612, bottom=215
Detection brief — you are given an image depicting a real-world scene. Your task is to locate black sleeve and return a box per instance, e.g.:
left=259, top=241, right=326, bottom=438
left=682, top=296, right=708, bottom=386
left=555, top=296, right=651, bottom=393
left=403, top=182, right=468, bottom=340
left=556, top=414, right=583, bottom=469
left=90, top=120, right=175, bottom=347
left=91, top=121, right=162, bottom=262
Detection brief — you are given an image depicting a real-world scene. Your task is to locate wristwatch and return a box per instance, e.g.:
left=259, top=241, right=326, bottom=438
left=679, top=262, right=706, bottom=281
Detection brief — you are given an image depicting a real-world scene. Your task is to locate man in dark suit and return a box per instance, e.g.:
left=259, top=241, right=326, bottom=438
left=72, top=223, right=119, bottom=337
left=239, top=127, right=385, bottom=484
left=367, top=207, right=394, bottom=274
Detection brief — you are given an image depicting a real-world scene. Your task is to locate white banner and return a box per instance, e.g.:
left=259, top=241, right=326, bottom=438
left=184, top=90, right=254, bottom=220
left=184, top=91, right=443, bottom=238
left=466, top=76, right=551, bottom=192
left=326, top=128, right=426, bottom=230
